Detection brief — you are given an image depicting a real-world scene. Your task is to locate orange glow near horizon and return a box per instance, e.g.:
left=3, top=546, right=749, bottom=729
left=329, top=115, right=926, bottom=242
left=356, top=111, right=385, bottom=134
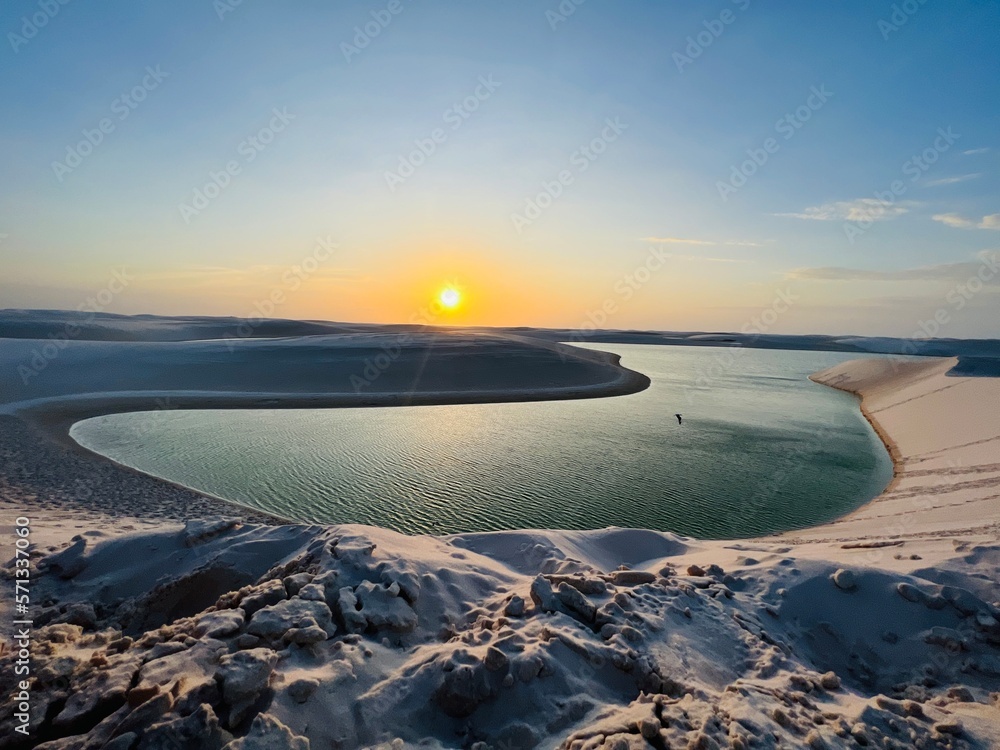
left=145, top=236, right=730, bottom=329
left=287, top=250, right=698, bottom=329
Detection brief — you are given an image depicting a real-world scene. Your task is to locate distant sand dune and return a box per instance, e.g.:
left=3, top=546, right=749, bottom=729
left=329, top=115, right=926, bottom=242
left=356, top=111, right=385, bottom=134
left=0, top=332, right=649, bottom=454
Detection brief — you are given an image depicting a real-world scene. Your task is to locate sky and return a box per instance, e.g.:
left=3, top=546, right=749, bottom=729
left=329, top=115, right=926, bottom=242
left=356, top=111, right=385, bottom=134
left=1, top=0, right=998, bottom=337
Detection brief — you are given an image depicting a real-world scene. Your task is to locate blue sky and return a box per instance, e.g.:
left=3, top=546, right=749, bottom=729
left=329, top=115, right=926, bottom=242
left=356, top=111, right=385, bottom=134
left=1, top=0, right=998, bottom=336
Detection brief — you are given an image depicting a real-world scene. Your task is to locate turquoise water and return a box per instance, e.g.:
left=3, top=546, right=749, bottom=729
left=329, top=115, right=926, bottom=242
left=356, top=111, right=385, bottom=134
left=69, top=344, right=893, bottom=539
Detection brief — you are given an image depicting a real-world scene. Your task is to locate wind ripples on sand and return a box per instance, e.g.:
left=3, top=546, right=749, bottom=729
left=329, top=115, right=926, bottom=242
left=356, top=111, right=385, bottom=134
left=70, top=345, right=894, bottom=539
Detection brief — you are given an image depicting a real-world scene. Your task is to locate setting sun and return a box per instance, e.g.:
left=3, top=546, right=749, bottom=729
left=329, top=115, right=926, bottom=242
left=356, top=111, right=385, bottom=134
left=438, top=287, right=461, bottom=310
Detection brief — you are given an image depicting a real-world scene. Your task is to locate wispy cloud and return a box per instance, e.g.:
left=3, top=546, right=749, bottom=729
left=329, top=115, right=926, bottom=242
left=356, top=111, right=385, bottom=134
left=776, top=198, right=912, bottom=222
left=639, top=236, right=761, bottom=247
left=932, top=212, right=976, bottom=229
left=922, top=173, right=980, bottom=187
left=932, top=212, right=1000, bottom=230
left=146, top=265, right=281, bottom=279
left=660, top=253, right=748, bottom=263
left=787, top=252, right=999, bottom=283
left=963, top=147, right=990, bottom=155
left=141, top=264, right=359, bottom=284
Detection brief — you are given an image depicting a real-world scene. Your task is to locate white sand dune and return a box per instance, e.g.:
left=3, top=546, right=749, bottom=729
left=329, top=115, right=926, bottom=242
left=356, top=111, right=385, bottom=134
left=0, top=328, right=998, bottom=747
left=0, top=332, right=648, bottom=417
left=796, top=356, right=1000, bottom=543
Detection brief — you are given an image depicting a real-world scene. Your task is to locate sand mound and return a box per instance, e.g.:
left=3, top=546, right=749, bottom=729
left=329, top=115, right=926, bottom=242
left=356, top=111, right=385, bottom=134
left=0, top=331, right=649, bottom=433
left=3, top=520, right=998, bottom=749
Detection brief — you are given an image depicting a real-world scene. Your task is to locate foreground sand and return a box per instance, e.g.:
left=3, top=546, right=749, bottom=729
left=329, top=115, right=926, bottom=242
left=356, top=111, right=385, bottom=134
left=0, top=351, right=998, bottom=748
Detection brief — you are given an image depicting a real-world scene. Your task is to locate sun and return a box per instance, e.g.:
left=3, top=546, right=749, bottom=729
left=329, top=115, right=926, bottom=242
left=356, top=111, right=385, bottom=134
left=438, top=286, right=461, bottom=310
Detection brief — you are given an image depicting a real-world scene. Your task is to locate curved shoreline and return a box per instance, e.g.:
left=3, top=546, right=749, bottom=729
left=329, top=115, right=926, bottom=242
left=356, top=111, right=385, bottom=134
left=17, top=359, right=650, bottom=451
left=800, top=358, right=941, bottom=533
left=0, top=342, right=650, bottom=532
left=808, top=373, right=904, bottom=497
left=784, top=356, right=1000, bottom=543
left=2, top=333, right=649, bottom=452
left=5, top=323, right=999, bottom=747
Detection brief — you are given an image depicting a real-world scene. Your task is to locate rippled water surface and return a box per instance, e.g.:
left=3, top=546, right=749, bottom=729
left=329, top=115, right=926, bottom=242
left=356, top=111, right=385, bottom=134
left=70, top=345, right=893, bottom=538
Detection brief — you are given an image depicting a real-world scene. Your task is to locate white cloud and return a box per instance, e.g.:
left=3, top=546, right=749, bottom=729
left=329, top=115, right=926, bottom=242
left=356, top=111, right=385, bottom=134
left=787, top=253, right=1000, bottom=283
left=932, top=212, right=977, bottom=229
left=980, top=214, right=1000, bottom=230
left=777, top=198, right=911, bottom=222
left=922, top=173, right=980, bottom=187
left=963, top=147, right=990, bottom=155
left=932, top=212, right=1000, bottom=230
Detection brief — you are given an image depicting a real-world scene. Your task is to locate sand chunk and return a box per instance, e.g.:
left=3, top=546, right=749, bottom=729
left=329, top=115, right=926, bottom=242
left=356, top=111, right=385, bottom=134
left=354, top=581, right=418, bottom=632
left=223, top=713, right=309, bottom=750
left=218, top=649, right=278, bottom=727
left=247, top=599, right=334, bottom=641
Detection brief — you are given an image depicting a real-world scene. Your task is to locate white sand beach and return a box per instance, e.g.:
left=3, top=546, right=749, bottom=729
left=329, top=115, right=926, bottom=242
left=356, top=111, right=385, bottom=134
left=0, top=323, right=998, bottom=749
left=795, top=357, right=1000, bottom=544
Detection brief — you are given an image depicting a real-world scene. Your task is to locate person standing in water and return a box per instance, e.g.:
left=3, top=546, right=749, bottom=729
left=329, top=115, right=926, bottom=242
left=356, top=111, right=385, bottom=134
left=675, top=413, right=683, bottom=425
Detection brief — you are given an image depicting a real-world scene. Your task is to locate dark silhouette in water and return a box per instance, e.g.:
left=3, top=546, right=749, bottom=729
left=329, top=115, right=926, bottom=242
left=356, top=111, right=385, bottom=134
left=675, top=413, right=683, bottom=425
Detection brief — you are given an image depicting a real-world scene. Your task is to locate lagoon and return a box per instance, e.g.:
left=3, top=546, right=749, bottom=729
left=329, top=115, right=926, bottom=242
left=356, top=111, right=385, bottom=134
left=69, top=344, right=893, bottom=538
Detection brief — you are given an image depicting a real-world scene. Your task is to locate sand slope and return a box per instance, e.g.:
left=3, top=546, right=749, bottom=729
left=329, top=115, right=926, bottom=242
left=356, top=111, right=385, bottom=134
left=0, top=332, right=649, bottom=419
left=797, top=357, right=1000, bottom=543
left=3, top=515, right=999, bottom=749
